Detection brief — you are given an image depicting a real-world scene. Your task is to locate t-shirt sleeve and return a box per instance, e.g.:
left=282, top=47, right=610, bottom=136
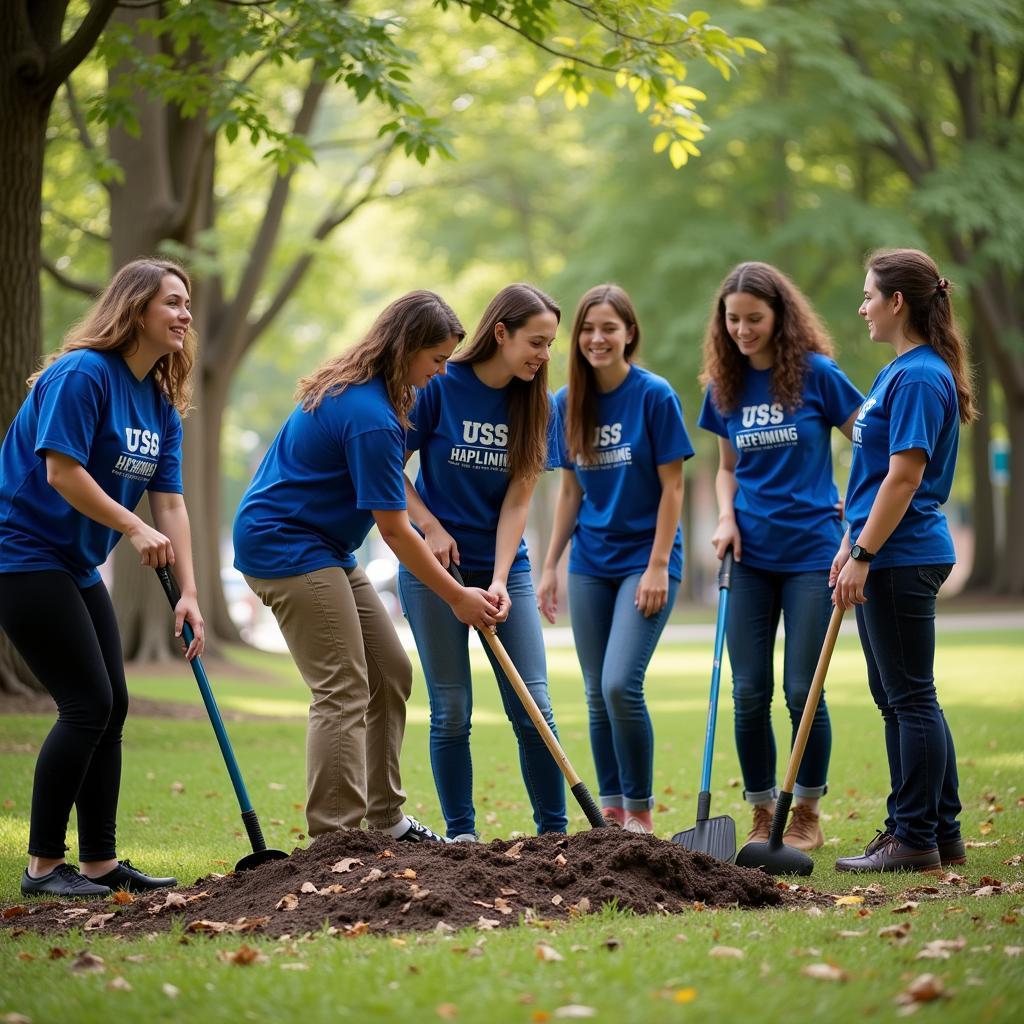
left=817, top=358, right=865, bottom=427
left=347, top=427, right=408, bottom=510
left=405, top=383, right=438, bottom=454
left=697, top=387, right=728, bottom=439
left=887, top=380, right=949, bottom=460
left=148, top=405, right=183, bottom=493
left=649, top=385, right=695, bottom=464
left=552, top=394, right=574, bottom=469
left=33, top=369, right=104, bottom=465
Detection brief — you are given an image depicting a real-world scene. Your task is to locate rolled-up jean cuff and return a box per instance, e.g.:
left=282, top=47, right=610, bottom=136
left=623, top=796, right=655, bottom=813
left=744, top=786, right=778, bottom=806
left=793, top=783, right=827, bottom=799
left=600, top=795, right=623, bottom=810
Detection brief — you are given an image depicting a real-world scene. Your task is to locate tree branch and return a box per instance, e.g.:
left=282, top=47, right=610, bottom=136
left=44, top=0, right=120, bottom=96
left=245, top=145, right=396, bottom=349
left=1007, top=55, right=1024, bottom=122
left=41, top=257, right=103, bottom=298
left=63, top=79, right=95, bottom=152
left=213, top=69, right=327, bottom=367
left=840, top=35, right=931, bottom=183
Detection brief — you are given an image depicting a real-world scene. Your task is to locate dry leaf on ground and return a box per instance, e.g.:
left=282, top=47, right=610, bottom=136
left=331, top=858, right=363, bottom=874
left=709, top=946, right=745, bottom=959
left=536, top=942, right=564, bottom=962
left=802, top=963, right=848, bottom=982
left=275, top=894, right=299, bottom=911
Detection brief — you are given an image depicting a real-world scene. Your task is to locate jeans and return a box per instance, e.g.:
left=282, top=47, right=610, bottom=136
left=567, top=572, right=678, bottom=812
left=0, top=571, right=127, bottom=861
left=856, top=564, right=960, bottom=850
left=726, top=563, right=833, bottom=803
left=398, top=567, right=567, bottom=837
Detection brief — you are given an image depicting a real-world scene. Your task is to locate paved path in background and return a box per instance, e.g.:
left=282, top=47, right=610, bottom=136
left=249, top=609, right=1023, bottom=655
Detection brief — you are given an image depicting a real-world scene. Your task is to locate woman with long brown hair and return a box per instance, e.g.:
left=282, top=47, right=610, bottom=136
left=399, top=283, right=567, bottom=840
left=538, top=284, right=694, bottom=834
left=833, top=249, right=975, bottom=872
left=233, top=291, right=498, bottom=844
left=0, top=257, right=205, bottom=896
left=697, top=262, right=863, bottom=852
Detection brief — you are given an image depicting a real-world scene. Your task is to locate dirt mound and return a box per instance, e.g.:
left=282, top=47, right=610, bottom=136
left=2, top=828, right=783, bottom=938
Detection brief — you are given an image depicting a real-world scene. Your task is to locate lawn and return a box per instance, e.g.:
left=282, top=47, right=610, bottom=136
left=1, top=626, right=1022, bottom=1023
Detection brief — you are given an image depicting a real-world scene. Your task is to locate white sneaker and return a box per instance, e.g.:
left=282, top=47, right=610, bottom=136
left=451, top=833, right=479, bottom=843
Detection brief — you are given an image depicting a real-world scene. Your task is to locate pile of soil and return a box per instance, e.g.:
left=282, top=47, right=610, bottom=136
left=2, top=828, right=783, bottom=939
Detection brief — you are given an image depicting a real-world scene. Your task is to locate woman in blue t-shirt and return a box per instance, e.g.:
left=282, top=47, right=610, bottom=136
left=698, top=262, right=863, bottom=851
left=234, top=291, right=499, bottom=846
left=0, top=258, right=205, bottom=898
left=832, top=249, right=975, bottom=873
left=399, top=283, right=568, bottom=840
left=538, top=284, right=694, bottom=834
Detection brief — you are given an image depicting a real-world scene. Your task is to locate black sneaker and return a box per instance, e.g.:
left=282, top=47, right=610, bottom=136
left=21, top=864, right=112, bottom=898
left=937, top=835, right=967, bottom=866
left=396, top=816, right=447, bottom=844
left=88, top=858, right=177, bottom=893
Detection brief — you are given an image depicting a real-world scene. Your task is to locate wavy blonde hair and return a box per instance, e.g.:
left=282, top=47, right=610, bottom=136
left=29, top=257, right=196, bottom=415
left=295, top=290, right=464, bottom=427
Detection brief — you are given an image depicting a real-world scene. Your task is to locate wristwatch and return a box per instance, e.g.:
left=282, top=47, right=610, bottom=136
left=850, top=544, right=875, bottom=563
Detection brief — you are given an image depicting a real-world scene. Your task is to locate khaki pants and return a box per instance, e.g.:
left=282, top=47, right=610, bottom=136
left=243, top=566, right=411, bottom=835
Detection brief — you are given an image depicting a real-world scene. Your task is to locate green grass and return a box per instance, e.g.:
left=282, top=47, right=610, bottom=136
left=1, top=629, right=1023, bottom=1023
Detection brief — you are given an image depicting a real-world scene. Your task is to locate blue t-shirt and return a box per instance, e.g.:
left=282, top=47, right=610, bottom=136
left=698, top=353, right=863, bottom=573
left=233, top=376, right=407, bottom=579
left=554, top=365, right=694, bottom=581
left=0, top=349, right=183, bottom=588
left=406, top=361, right=557, bottom=573
left=845, top=345, right=959, bottom=569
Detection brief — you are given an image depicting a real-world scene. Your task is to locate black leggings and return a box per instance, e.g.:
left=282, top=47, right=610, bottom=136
left=0, top=571, right=128, bottom=860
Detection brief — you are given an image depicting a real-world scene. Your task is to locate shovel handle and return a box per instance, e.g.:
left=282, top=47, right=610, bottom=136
left=446, top=563, right=607, bottom=828
left=780, top=604, right=844, bottom=794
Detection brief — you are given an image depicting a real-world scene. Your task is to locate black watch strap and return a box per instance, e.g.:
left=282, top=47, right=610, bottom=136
left=850, top=544, right=875, bottom=563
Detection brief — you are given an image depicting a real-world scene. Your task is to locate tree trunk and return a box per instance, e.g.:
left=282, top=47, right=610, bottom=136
left=0, top=24, right=55, bottom=693
left=1001, top=397, right=1024, bottom=594
left=964, top=316, right=995, bottom=590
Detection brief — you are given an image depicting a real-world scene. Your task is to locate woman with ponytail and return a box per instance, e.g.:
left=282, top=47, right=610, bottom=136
left=833, top=249, right=976, bottom=873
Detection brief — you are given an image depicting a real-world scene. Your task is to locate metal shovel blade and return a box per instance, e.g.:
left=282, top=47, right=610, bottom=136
left=735, top=837, right=813, bottom=876
left=671, top=815, right=738, bottom=863
left=235, top=848, right=290, bottom=872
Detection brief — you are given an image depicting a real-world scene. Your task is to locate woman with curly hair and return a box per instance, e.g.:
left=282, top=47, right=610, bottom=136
left=0, top=258, right=205, bottom=897
left=832, top=249, right=975, bottom=872
left=698, top=262, right=863, bottom=851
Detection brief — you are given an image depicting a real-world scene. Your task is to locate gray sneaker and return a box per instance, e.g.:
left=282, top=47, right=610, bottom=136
left=21, top=864, right=112, bottom=898
left=451, top=832, right=479, bottom=843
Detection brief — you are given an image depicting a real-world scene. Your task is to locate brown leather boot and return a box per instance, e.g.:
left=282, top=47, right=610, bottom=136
left=747, top=804, right=772, bottom=843
left=782, top=803, right=824, bottom=851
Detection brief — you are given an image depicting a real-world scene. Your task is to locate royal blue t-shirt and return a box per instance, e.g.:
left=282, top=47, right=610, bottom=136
left=554, top=365, right=694, bottom=581
left=406, top=361, right=557, bottom=573
left=233, top=376, right=407, bottom=579
left=698, top=353, right=863, bottom=573
left=845, top=345, right=959, bottom=569
left=0, top=349, right=183, bottom=588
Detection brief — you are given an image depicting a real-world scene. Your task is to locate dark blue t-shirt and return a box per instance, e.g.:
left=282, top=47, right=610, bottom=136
left=0, top=349, right=183, bottom=587
left=554, top=365, right=694, bottom=581
left=233, top=376, right=407, bottom=579
left=406, top=361, right=557, bottom=573
left=845, top=345, right=959, bottom=569
left=698, top=353, right=863, bottom=573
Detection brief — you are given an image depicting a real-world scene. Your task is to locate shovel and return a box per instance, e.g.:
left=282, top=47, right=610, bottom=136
left=156, top=566, right=289, bottom=871
left=735, top=603, right=844, bottom=876
left=447, top=564, right=607, bottom=829
left=671, top=549, right=737, bottom=861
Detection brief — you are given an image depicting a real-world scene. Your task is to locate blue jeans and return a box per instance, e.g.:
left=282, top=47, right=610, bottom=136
left=398, top=567, right=567, bottom=837
left=856, top=564, right=960, bottom=851
left=726, top=563, right=833, bottom=803
left=568, top=572, right=678, bottom=812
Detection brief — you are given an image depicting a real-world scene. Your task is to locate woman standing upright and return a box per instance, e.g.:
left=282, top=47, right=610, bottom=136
left=538, top=285, right=694, bottom=834
left=833, top=249, right=975, bottom=872
left=698, top=262, right=863, bottom=851
left=0, top=258, right=204, bottom=896
left=400, top=283, right=567, bottom=841
left=234, top=291, right=498, bottom=845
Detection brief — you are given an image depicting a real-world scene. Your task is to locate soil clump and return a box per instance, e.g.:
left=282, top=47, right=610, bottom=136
left=2, top=828, right=784, bottom=938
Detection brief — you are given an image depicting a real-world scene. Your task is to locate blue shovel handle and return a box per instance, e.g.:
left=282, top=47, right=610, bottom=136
left=698, top=548, right=734, bottom=804
left=155, top=568, right=257, bottom=824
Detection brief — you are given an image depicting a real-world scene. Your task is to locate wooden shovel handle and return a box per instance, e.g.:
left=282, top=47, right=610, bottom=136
left=781, top=604, right=845, bottom=793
